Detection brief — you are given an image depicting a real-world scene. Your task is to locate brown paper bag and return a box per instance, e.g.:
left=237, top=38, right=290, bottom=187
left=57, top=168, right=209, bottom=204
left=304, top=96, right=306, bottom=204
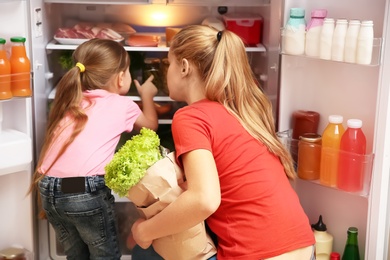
left=126, top=152, right=217, bottom=260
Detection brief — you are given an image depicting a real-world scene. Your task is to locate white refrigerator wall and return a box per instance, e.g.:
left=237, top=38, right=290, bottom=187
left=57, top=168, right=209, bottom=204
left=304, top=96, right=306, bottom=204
left=279, top=0, right=390, bottom=259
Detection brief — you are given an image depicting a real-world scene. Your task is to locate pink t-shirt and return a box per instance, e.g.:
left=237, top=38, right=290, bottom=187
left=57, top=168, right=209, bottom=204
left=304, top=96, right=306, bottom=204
left=172, top=99, right=315, bottom=260
left=40, top=89, right=141, bottom=177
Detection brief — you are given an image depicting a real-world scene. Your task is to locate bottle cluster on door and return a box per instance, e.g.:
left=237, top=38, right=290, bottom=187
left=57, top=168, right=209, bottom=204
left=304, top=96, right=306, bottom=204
left=0, top=36, right=31, bottom=100
left=283, top=8, right=374, bottom=65
left=291, top=111, right=371, bottom=195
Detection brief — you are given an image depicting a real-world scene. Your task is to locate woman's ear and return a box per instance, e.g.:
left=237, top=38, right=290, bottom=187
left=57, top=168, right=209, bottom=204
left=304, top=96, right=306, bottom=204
left=181, top=58, right=190, bottom=76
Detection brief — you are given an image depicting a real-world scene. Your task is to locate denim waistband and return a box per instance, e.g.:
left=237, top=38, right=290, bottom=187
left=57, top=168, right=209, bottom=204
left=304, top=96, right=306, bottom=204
left=39, top=175, right=106, bottom=194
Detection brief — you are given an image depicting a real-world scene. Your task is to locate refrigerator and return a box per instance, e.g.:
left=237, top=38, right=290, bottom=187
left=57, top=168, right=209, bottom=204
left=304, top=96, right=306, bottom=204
left=1, top=0, right=390, bottom=259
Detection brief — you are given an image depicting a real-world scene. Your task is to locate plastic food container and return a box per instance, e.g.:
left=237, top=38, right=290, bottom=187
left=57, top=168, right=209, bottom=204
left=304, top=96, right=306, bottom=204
left=222, top=13, right=263, bottom=45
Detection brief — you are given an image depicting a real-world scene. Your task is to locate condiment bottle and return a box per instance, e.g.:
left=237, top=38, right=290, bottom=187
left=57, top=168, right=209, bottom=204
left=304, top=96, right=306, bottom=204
left=312, top=215, right=334, bottom=260
left=356, top=20, right=374, bottom=65
left=10, top=36, right=31, bottom=97
left=319, top=18, right=335, bottom=60
left=0, top=38, right=12, bottom=100
left=305, top=9, right=327, bottom=57
left=283, top=8, right=306, bottom=55
left=297, top=133, right=322, bottom=180
left=341, top=227, right=360, bottom=260
left=331, top=19, right=348, bottom=62
left=344, top=20, right=361, bottom=63
left=320, top=115, right=345, bottom=187
left=337, top=119, right=366, bottom=192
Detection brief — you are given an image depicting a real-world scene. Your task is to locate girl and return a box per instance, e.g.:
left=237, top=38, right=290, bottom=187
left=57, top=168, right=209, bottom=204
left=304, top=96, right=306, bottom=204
left=131, top=25, right=315, bottom=260
left=30, top=38, right=158, bottom=260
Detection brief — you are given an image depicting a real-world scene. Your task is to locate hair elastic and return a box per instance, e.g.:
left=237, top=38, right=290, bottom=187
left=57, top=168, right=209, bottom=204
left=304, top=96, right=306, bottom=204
left=217, top=31, right=223, bottom=42
left=76, top=62, right=85, bottom=73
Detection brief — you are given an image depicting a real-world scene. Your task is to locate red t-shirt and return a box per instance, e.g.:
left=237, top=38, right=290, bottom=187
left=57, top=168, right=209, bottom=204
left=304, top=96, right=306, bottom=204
left=172, top=99, right=315, bottom=260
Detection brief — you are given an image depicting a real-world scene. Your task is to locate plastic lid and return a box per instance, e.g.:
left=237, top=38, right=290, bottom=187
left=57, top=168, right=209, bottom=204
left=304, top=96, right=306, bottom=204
left=347, top=119, right=363, bottom=128
left=329, top=115, right=343, bottom=124
left=0, top=247, right=25, bottom=258
left=0, top=38, right=5, bottom=44
left=311, top=215, right=327, bottom=231
left=330, top=252, right=341, bottom=260
left=10, top=36, right=26, bottom=43
left=290, top=8, right=305, bottom=18
left=311, top=9, right=327, bottom=18
left=299, top=133, right=321, bottom=142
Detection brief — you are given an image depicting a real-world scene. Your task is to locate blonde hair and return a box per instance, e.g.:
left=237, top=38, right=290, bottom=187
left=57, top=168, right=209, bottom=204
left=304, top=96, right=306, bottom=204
left=170, top=25, right=296, bottom=179
left=29, top=39, right=130, bottom=217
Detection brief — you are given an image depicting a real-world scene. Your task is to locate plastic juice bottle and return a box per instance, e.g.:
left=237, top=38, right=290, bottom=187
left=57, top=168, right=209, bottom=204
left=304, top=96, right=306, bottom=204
left=320, top=115, right=345, bottom=187
left=337, top=119, right=366, bottom=192
left=0, top=38, right=12, bottom=100
left=312, top=215, right=334, bottom=260
left=10, top=36, right=31, bottom=97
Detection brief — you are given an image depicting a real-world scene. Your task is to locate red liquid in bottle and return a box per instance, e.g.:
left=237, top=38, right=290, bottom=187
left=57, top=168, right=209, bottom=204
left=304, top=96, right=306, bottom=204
left=337, top=119, right=366, bottom=192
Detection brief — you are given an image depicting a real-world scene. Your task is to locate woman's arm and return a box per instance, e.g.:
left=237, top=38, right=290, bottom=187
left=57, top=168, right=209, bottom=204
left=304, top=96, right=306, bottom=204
left=131, top=149, right=221, bottom=249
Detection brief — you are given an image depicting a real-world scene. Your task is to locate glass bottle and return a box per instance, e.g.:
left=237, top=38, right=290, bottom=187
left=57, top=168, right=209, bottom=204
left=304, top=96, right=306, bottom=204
left=283, top=8, right=306, bottom=55
left=320, top=115, right=345, bottom=187
left=342, top=227, right=360, bottom=260
left=344, top=20, right=361, bottom=63
left=337, top=119, right=366, bottom=192
left=297, top=133, right=322, bottom=180
left=319, top=18, right=335, bottom=60
left=331, top=19, right=348, bottom=61
left=0, top=38, right=12, bottom=100
left=305, top=9, right=327, bottom=57
left=10, top=36, right=31, bottom=97
left=356, top=20, right=374, bottom=65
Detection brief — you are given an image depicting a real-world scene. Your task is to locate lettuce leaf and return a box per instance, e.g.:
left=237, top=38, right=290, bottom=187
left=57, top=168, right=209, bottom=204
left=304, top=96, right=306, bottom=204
left=104, top=128, right=162, bottom=197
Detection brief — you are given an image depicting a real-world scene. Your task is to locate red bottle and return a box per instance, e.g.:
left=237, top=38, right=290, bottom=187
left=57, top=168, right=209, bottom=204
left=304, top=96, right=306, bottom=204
left=337, top=119, right=366, bottom=192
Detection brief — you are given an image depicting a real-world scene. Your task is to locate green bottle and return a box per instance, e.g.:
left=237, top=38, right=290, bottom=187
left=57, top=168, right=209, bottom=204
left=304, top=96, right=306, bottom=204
left=342, top=227, right=360, bottom=260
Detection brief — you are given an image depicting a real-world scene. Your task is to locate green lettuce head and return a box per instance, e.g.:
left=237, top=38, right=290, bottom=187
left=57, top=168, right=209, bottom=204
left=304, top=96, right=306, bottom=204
left=104, top=128, right=162, bottom=197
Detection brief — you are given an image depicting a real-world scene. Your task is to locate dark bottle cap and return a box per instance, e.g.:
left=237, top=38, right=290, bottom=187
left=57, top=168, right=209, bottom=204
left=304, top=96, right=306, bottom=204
left=311, top=215, right=327, bottom=231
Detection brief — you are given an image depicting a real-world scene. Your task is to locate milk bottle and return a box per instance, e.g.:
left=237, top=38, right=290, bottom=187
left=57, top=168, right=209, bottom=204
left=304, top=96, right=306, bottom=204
left=319, top=18, right=335, bottom=60
left=356, top=20, right=374, bottom=65
left=283, top=8, right=306, bottom=55
left=331, top=19, right=348, bottom=61
left=305, top=9, right=327, bottom=57
left=344, top=20, right=361, bottom=63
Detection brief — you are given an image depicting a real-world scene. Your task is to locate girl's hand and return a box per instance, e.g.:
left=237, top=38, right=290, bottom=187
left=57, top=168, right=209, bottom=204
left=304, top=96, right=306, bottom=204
left=131, top=218, right=153, bottom=249
left=134, top=75, right=158, bottom=99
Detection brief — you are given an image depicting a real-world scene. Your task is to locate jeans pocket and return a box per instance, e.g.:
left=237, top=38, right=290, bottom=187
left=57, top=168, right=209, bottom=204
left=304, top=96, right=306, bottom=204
left=65, top=207, right=107, bottom=246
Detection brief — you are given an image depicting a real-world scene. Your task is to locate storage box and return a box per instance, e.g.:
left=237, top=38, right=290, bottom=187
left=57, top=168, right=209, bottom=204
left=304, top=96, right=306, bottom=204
left=223, top=13, right=263, bottom=45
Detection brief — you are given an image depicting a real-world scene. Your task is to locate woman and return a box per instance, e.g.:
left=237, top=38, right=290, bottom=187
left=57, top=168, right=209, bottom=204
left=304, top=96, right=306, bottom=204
left=131, top=25, right=315, bottom=260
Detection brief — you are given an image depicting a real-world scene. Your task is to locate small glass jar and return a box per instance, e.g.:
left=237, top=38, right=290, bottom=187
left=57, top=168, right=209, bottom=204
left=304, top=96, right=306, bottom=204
left=143, top=57, right=162, bottom=91
left=0, top=247, right=26, bottom=260
left=297, top=133, right=322, bottom=180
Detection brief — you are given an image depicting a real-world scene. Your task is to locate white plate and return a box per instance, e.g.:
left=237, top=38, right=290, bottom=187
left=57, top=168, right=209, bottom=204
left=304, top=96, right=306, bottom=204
left=54, top=36, right=124, bottom=45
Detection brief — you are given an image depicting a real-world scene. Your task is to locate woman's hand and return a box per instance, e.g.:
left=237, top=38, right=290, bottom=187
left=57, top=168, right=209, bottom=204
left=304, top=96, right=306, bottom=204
left=131, top=218, right=153, bottom=249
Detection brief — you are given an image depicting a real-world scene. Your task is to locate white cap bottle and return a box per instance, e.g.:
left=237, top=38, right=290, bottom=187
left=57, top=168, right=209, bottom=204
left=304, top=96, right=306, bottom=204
left=331, top=19, right=348, bottom=62
left=319, top=18, right=335, bottom=60
left=344, top=20, right=361, bottom=63
left=356, top=20, right=374, bottom=65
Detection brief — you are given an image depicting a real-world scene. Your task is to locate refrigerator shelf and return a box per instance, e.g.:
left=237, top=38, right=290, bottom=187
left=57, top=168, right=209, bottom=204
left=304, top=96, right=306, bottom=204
left=46, top=39, right=266, bottom=53
left=277, top=130, right=374, bottom=198
left=0, top=129, right=32, bottom=176
left=280, top=32, right=382, bottom=66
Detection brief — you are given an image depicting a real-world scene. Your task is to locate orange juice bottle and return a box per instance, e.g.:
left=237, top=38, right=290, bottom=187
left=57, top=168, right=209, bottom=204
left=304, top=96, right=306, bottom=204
left=320, top=115, right=345, bottom=187
left=10, top=36, right=31, bottom=97
left=0, top=38, right=12, bottom=100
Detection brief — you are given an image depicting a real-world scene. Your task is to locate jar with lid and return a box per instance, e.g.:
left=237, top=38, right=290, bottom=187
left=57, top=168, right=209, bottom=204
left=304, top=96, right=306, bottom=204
left=0, top=247, right=26, bottom=260
left=9, top=36, right=31, bottom=97
left=297, top=133, right=322, bottom=180
left=143, top=57, right=162, bottom=92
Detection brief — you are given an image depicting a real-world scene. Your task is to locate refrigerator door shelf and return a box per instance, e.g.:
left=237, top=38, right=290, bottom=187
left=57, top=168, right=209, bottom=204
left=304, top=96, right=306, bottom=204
left=0, top=129, right=32, bottom=176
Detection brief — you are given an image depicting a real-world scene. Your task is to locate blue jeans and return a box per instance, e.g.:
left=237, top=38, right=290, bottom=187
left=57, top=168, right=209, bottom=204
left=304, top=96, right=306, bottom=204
left=38, top=175, right=121, bottom=260
left=132, top=245, right=217, bottom=260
